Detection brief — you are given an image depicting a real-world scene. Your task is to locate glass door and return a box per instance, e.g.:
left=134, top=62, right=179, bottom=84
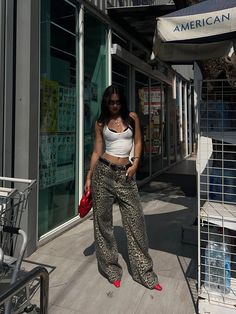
left=182, top=83, right=187, bottom=157
left=162, top=84, right=168, bottom=168
left=176, top=78, right=182, bottom=161
left=149, top=80, right=169, bottom=174
left=169, top=94, right=177, bottom=164
left=150, top=79, right=163, bottom=173
left=135, top=71, right=150, bottom=181
left=112, top=58, right=129, bottom=101
left=39, top=0, right=77, bottom=236
left=83, top=12, right=108, bottom=176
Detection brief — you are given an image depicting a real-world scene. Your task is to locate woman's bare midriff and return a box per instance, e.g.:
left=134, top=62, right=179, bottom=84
left=102, top=153, right=129, bottom=165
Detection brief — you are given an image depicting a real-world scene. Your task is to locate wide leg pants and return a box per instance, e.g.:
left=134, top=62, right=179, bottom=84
left=91, top=159, right=159, bottom=288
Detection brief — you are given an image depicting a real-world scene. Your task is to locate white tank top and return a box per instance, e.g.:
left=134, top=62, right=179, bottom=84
left=103, top=125, right=133, bottom=158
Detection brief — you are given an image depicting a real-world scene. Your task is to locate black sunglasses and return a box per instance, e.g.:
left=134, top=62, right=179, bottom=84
left=109, top=100, right=121, bottom=106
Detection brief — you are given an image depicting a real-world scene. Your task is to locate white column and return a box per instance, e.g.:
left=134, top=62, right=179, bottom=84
left=107, top=27, right=112, bottom=86
left=78, top=3, right=84, bottom=202
left=178, top=79, right=183, bottom=142
left=188, top=84, right=193, bottom=154
left=172, top=73, right=176, bottom=100
left=194, top=61, right=203, bottom=139
left=184, top=82, right=188, bottom=156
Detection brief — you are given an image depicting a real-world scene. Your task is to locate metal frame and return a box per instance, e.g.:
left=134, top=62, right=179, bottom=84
left=197, top=79, right=236, bottom=313
left=14, top=0, right=40, bottom=256
left=0, top=0, right=15, bottom=178
left=0, top=266, right=49, bottom=314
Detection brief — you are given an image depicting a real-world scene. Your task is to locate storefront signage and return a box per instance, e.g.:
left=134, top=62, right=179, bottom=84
left=173, top=13, right=230, bottom=32
left=157, top=7, right=235, bottom=42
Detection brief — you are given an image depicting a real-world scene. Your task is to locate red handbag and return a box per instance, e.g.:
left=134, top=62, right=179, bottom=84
left=78, top=188, right=93, bottom=218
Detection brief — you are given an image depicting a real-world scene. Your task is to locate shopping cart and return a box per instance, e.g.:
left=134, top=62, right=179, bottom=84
left=0, top=176, right=36, bottom=313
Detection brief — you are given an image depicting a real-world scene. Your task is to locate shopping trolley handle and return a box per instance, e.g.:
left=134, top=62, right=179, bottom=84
left=0, top=176, right=36, bottom=184
left=0, top=225, right=21, bottom=234
left=0, top=176, right=36, bottom=189
left=0, top=225, right=27, bottom=256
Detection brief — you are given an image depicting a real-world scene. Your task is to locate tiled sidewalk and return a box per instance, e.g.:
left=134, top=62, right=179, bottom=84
left=25, top=169, right=198, bottom=314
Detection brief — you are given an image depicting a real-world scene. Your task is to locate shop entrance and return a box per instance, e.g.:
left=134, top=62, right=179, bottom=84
left=39, top=0, right=77, bottom=236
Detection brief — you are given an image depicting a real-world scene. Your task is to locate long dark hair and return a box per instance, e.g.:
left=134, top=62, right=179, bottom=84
left=97, top=85, right=135, bottom=131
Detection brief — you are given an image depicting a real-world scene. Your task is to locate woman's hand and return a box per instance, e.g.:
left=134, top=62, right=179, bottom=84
left=84, top=178, right=91, bottom=192
left=84, top=121, right=103, bottom=192
left=126, top=165, right=137, bottom=178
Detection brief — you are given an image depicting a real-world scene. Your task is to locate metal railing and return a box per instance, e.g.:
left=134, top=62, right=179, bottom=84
left=87, top=0, right=174, bottom=12
left=112, top=0, right=174, bottom=7
left=0, top=266, right=49, bottom=314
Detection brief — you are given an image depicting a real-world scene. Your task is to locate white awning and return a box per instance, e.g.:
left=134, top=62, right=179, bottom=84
left=152, top=0, right=236, bottom=62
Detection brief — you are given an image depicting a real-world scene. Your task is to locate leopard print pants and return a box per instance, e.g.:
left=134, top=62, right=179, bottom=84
left=91, top=159, right=159, bottom=288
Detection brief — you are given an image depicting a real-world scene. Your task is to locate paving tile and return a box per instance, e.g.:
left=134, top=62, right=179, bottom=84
left=26, top=162, right=198, bottom=314
left=48, top=304, right=87, bottom=314
left=59, top=217, right=94, bottom=239
left=53, top=268, right=146, bottom=314
left=135, top=276, right=197, bottom=314
left=28, top=231, right=96, bottom=264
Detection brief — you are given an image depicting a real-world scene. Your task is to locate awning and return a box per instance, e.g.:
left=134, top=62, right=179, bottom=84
left=152, top=0, right=236, bottom=63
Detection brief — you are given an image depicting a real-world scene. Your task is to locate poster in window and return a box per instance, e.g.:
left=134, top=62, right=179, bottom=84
left=139, top=86, right=164, bottom=115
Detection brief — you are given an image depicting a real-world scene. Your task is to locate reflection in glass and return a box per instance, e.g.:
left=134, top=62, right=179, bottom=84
left=176, top=78, right=182, bottom=161
left=135, top=71, right=150, bottom=181
left=39, top=0, right=77, bottom=236
left=84, top=12, right=107, bottom=176
left=112, top=59, right=129, bottom=100
left=162, top=84, right=168, bottom=168
left=169, top=92, right=177, bottom=164
left=150, top=79, right=163, bottom=173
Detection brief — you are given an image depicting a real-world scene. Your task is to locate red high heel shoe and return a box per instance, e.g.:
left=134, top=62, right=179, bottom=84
left=153, top=283, right=162, bottom=291
left=113, top=280, right=121, bottom=288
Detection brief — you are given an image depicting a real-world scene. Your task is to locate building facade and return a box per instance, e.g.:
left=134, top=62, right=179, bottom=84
left=0, top=0, right=193, bottom=255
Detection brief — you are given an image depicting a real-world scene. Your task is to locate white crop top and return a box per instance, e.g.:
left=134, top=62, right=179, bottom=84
left=103, top=125, right=133, bottom=158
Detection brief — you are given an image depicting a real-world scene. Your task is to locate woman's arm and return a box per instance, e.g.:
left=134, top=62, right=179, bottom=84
left=127, top=112, right=142, bottom=177
left=85, top=121, right=104, bottom=191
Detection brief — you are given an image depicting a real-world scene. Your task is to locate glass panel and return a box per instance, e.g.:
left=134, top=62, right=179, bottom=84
left=169, top=86, right=177, bottom=164
left=135, top=71, right=150, bottom=181
left=150, top=79, right=163, bottom=173
left=176, top=78, right=182, bottom=161
left=39, top=0, right=77, bottom=237
left=84, top=12, right=108, bottom=176
left=112, top=58, right=129, bottom=101
left=162, top=84, right=168, bottom=168
left=182, top=84, right=187, bottom=156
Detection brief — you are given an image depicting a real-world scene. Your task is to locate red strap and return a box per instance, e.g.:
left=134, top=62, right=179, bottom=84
left=85, top=188, right=92, bottom=198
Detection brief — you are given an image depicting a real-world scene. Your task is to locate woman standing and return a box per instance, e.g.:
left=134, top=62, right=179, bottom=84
left=85, top=85, right=162, bottom=291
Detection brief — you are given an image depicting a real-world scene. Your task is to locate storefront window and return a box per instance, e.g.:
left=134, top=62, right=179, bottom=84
left=176, top=78, right=182, bottom=161
left=112, top=58, right=129, bottom=101
left=162, top=84, right=169, bottom=168
left=84, top=12, right=108, bottom=175
left=169, top=88, right=177, bottom=164
left=39, top=0, right=77, bottom=236
left=150, top=79, right=163, bottom=173
left=135, top=71, right=150, bottom=181
left=182, top=83, right=187, bottom=157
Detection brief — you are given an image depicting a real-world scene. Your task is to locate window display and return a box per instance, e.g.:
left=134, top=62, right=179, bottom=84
left=84, top=12, right=108, bottom=176
left=135, top=72, right=150, bottom=180
left=39, top=0, right=77, bottom=236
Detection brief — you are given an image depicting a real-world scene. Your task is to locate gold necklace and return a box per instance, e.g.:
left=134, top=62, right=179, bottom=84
left=114, top=117, right=122, bottom=127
